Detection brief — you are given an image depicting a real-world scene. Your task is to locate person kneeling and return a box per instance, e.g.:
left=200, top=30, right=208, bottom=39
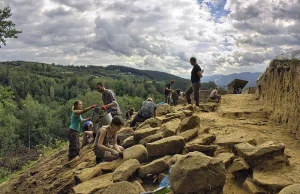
left=94, top=116, right=125, bottom=164
left=209, top=86, right=221, bottom=103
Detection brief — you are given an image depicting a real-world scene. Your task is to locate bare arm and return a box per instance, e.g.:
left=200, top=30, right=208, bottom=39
left=154, top=108, right=157, bottom=118
left=197, top=71, right=203, bottom=78
left=113, top=134, right=122, bottom=152
left=82, top=118, right=91, bottom=122
left=74, top=106, right=93, bottom=117
left=97, top=128, right=115, bottom=153
left=165, top=87, right=172, bottom=92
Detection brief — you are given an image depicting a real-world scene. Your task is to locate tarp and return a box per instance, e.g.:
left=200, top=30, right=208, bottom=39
left=227, top=79, right=248, bottom=89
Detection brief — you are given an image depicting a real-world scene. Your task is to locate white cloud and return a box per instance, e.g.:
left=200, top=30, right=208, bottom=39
left=0, top=0, right=299, bottom=77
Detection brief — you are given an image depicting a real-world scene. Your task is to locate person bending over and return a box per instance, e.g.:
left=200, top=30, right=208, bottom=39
left=130, top=98, right=157, bottom=128
left=94, top=116, right=125, bottom=164
left=81, top=121, right=94, bottom=148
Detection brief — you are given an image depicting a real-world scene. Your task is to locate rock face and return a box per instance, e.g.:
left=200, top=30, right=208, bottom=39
left=101, top=181, right=140, bottom=194
left=139, top=132, right=164, bottom=146
left=235, top=141, right=285, bottom=166
left=160, top=118, right=181, bottom=137
left=138, top=156, right=170, bottom=178
left=122, top=145, right=148, bottom=163
left=257, top=57, right=300, bottom=139
left=133, top=127, right=159, bottom=141
left=170, top=152, right=226, bottom=194
left=112, top=159, right=140, bottom=182
left=178, top=115, right=200, bottom=133
left=146, top=136, right=185, bottom=157
left=279, top=184, right=300, bottom=194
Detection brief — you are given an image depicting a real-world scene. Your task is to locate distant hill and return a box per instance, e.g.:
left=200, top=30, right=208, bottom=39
left=201, top=72, right=262, bottom=88
left=105, top=65, right=189, bottom=82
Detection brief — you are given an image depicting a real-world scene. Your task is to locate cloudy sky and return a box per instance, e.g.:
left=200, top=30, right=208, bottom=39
left=0, top=0, right=299, bottom=77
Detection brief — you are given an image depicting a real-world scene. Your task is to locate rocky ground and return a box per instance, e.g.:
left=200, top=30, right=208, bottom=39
left=0, top=94, right=300, bottom=194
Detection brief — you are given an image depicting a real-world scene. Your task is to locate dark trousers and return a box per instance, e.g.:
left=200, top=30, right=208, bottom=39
left=130, top=114, right=150, bottom=128
left=171, top=90, right=179, bottom=106
left=193, top=82, right=201, bottom=106
left=185, top=83, right=201, bottom=106
left=67, top=129, right=80, bottom=161
left=164, top=94, right=169, bottom=104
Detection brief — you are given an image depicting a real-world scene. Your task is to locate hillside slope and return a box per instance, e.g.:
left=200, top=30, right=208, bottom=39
left=1, top=95, right=300, bottom=194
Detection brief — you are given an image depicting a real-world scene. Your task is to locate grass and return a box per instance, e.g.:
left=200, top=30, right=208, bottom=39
left=0, top=139, right=68, bottom=185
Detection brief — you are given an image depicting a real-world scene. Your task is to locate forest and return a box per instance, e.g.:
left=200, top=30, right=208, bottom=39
left=0, top=61, right=219, bottom=179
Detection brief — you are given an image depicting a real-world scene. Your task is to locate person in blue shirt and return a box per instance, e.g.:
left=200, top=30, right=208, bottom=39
left=81, top=120, right=94, bottom=148
left=68, top=100, right=97, bottom=161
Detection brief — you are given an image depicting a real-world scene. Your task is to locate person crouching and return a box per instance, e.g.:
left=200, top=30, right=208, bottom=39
left=94, top=116, right=125, bottom=164
left=129, top=98, right=157, bottom=129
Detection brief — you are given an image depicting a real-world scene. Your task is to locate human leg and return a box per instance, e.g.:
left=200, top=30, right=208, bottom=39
left=192, top=82, right=201, bottom=106
left=185, top=85, right=193, bottom=104
left=130, top=114, right=147, bottom=128
left=68, top=129, right=80, bottom=161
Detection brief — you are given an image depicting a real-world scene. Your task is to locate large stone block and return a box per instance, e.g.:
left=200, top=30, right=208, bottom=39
left=139, top=132, right=164, bottom=146
left=178, top=115, right=200, bottom=133
left=138, top=156, right=170, bottom=178
left=146, top=136, right=185, bottom=157
left=133, top=127, right=159, bottom=141
left=123, top=145, right=148, bottom=163
left=160, top=118, right=181, bottom=137
left=112, top=159, right=140, bottom=182
left=170, top=152, right=226, bottom=194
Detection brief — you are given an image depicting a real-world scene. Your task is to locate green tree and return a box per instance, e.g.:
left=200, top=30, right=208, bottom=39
left=0, top=87, right=19, bottom=156
left=0, top=7, right=22, bottom=47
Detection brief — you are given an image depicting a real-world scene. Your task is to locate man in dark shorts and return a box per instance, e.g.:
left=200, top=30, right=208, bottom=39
left=187, top=57, right=203, bottom=107
left=164, top=80, right=175, bottom=103
left=96, top=82, right=121, bottom=117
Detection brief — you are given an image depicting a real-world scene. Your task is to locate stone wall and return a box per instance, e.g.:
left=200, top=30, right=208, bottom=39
left=242, top=87, right=257, bottom=94
left=257, top=59, right=300, bottom=138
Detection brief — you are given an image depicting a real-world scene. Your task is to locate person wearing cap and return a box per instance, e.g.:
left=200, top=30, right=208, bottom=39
left=96, top=82, right=121, bottom=117
left=209, top=86, right=222, bottom=103
left=81, top=121, right=94, bottom=148
left=164, top=80, right=175, bottom=104
left=130, top=98, right=157, bottom=128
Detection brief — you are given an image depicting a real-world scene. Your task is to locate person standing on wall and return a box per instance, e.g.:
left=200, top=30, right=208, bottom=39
left=96, top=82, right=121, bottom=117
left=187, top=57, right=203, bottom=107
left=164, top=80, right=175, bottom=104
